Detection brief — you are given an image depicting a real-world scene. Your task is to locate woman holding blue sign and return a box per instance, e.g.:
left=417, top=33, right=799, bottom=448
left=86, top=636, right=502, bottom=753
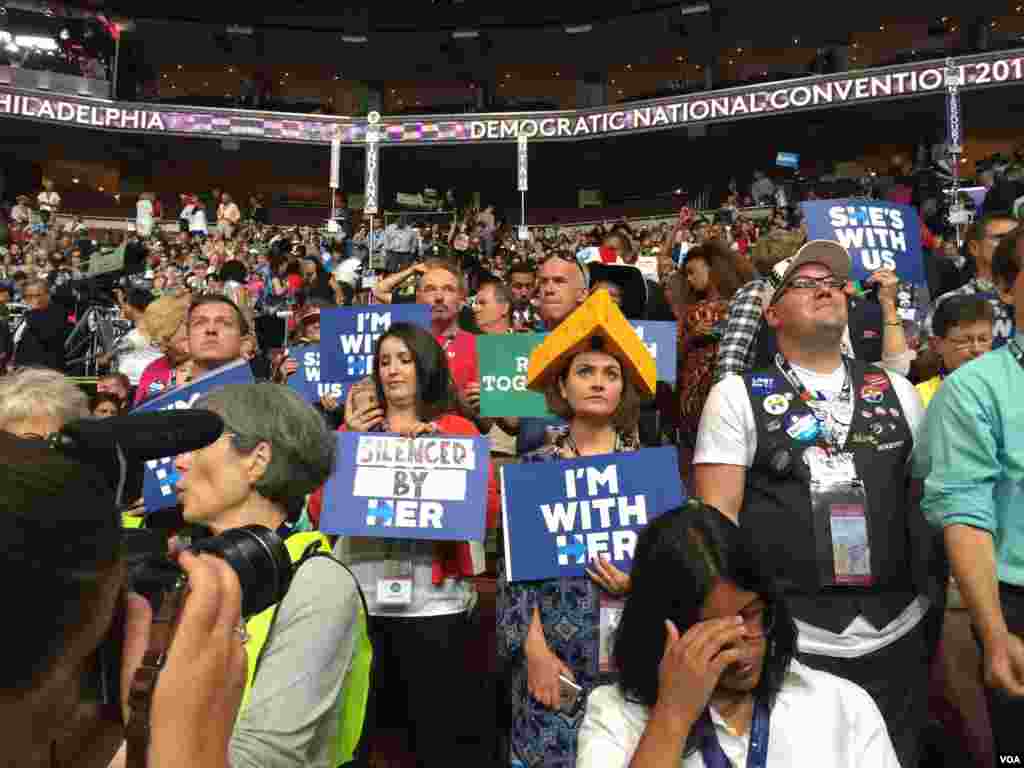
left=498, top=291, right=657, bottom=768
left=328, top=321, right=499, bottom=768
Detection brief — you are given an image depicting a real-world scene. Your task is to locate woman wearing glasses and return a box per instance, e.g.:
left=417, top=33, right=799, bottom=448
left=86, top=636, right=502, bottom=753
left=577, top=502, right=900, bottom=767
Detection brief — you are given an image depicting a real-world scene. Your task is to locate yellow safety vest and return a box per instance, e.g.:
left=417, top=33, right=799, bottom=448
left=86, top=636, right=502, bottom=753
left=121, top=513, right=144, bottom=529
left=241, top=532, right=373, bottom=766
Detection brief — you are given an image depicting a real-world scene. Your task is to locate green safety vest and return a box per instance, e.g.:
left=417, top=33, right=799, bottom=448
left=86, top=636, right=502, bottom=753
left=241, top=532, right=373, bottom=766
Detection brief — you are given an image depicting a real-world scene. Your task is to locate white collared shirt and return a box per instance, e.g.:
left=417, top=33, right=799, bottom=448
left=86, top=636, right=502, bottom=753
left=577, top=660, right=900, bottom=768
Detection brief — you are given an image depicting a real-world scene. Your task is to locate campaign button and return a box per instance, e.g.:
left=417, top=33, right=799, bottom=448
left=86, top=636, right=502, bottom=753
left=763, top=394, right=790, bottom=416
left=786, top=413, right=820, bottom=442
left=861, top=387, right=884, bottom=404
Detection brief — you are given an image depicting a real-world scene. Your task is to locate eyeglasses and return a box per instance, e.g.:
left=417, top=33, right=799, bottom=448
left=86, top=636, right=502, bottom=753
left=785, top=276, right=847, bottom=293
left=946, top=333, right=993, bottom=352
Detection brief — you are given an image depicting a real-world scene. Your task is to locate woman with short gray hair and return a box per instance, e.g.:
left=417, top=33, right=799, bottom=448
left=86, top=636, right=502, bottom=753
left=174, top=382, right=371, bottom=768
left=0, top=367, right=89, bottom=437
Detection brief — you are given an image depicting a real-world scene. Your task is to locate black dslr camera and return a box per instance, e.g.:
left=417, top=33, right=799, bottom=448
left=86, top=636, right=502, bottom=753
left=50, top=410, right=296, bottom=711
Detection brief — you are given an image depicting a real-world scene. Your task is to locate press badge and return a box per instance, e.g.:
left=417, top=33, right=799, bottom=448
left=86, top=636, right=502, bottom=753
left=805, top=450, right=874, bottom=586
left=599, top=594, right=626, bottom=674
left=377, top=541, right=414, bottom=606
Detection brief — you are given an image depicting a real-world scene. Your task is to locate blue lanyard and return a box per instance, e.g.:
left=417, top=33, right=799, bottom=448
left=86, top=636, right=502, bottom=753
left=699, top=696, right=770, bottom=768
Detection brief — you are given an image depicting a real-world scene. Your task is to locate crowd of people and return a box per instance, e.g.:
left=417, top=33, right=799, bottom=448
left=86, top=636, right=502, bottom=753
left=2, top=145, right=1024, bottom=768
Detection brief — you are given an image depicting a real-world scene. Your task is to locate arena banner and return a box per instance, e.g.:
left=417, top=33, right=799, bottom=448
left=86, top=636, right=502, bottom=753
left=1, top=49, right=1022, bottom=146
left=287, top=343, right=348, bottom=404
left=135, top=359, right=254, bottom=512
left=319, top=304, right=432, bottom=385
left=478, top=321, right=677, bottom=417
left=801, top=199, right=926, bottom=286
left=501, top=447, right=685, bottom=582
left=321, top=432, right=491, bottom=542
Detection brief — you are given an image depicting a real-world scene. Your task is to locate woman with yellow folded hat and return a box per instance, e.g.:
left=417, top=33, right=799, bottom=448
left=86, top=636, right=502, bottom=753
left=497, top=290, right=657, bottom=768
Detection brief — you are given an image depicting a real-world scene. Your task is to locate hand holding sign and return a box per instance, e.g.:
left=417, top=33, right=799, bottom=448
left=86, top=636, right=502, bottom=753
left=863, top=268, right=900, bottom=305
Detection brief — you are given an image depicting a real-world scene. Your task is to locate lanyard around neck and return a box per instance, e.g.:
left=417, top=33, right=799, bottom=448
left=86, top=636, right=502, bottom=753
left=774, top=353, right=851, bottom=405
left=699, top=696, right=771, bottom=768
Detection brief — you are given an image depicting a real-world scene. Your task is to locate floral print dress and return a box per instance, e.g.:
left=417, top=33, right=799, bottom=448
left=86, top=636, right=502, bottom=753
left=497, top=426, right=638, bottom=768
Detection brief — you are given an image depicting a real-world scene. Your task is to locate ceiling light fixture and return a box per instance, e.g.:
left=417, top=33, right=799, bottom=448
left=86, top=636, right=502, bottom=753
left=679, top=2, right=710, bottom=16
left=452, top=29, right=479, bottom=39
left=565, top=24, right=592, bottom=34
left=341, top=34, right=368, bottom=43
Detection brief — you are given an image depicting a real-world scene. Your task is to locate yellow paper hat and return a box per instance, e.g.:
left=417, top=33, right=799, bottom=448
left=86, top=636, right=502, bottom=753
left=527, top=289, right=657, bottom=398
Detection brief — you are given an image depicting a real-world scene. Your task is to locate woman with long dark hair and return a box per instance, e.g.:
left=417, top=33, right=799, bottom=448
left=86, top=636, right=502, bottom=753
left=333, top=321, right=498, bottom=768
left=674, top=240, right=749, bottom=482
left=577, top=502, right=899, bottom=767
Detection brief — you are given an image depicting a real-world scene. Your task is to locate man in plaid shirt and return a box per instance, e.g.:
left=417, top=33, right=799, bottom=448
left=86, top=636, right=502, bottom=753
left=715, top=231, right=804, bottom=382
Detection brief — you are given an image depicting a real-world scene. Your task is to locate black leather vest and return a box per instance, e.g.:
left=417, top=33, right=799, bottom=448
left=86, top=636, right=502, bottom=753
left=741, top=358, right=916, bottom=632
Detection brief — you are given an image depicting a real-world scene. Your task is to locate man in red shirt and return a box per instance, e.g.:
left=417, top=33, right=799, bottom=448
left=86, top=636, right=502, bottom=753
left=416, top=258, right=478, bottom=394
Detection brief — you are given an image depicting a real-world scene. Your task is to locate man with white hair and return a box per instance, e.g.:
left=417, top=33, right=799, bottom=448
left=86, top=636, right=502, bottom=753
left=0, top=367, right=89, bottom=437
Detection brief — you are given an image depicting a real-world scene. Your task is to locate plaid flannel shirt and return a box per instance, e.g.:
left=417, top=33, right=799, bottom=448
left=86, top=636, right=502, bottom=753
left=714, top=278, right=772, bottom=382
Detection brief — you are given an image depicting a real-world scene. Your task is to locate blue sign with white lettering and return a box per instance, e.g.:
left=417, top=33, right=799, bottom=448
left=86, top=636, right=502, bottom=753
left=631, top=321, right=677, bottom=385
left=135, top=359, right=254, bottom=512
left=321, top=431, right=491, bottom=542
left=801, top=199, right=925, bottom=286
left=319, top=304, right=432, bottom=385
left=287, top=343, right=349, bottom=404
left=501, top=447, right=685, bottom=582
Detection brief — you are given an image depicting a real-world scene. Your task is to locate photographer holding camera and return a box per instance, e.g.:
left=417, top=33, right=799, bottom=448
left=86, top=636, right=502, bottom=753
left=0, top=430, right=247, bottom=768
left=174, top=383, right=373, bottom=768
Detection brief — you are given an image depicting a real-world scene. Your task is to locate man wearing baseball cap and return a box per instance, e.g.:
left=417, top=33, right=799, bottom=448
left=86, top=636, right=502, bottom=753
left=692, top=240, right=939, bottom=767
left=715, top=237, right=913, bottom=383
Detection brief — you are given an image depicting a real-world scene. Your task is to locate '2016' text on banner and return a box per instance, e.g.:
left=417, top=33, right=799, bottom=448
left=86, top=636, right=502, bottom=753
left=321, top=432, right=491, bottom=542
left=135, top=359, right=254, bottom=512
left=477, top=321, right=677, bottom=418
left=501, top=447, right=685, bottom=582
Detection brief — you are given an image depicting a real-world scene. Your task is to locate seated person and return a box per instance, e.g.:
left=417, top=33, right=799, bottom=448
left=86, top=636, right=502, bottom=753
left=577, top=501, right=899, bottom=767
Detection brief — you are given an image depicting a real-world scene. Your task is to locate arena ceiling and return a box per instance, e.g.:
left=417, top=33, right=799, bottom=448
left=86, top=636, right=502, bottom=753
left=75, top=2, right=1024, bottom=75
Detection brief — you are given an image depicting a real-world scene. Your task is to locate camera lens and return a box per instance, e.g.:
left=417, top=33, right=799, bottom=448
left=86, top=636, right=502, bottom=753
left=189, top=525, right=293, bottom=617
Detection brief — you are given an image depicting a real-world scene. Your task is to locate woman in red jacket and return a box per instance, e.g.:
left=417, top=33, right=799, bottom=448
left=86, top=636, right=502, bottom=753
left=327, top=321, right=498, bottom=767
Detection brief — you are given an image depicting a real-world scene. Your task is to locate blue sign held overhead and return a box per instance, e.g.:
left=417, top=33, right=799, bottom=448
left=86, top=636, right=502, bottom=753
left=501, top=447, right=685, bottom=582
left=800, top=199, right=926, bottom=286
left=319, top=304, right=432, bottom=385
left=135, top=359, right=254, bottom=512
left=321, top=431, right=491, bottom=542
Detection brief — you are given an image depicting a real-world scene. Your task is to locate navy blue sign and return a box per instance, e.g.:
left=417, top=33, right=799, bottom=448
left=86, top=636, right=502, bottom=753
left=321, top=431, right=491, bottom=542
left=801, top=199, right=925, bottom=286
left=501, top=447, right=685, bottom=582
left=287, top=343, right=349, bottom=404
left=136, top=359, right=254, bottom=512
left=319, top=304, right=432, bottom=384
left=631, top=321, right=677, bottom=385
